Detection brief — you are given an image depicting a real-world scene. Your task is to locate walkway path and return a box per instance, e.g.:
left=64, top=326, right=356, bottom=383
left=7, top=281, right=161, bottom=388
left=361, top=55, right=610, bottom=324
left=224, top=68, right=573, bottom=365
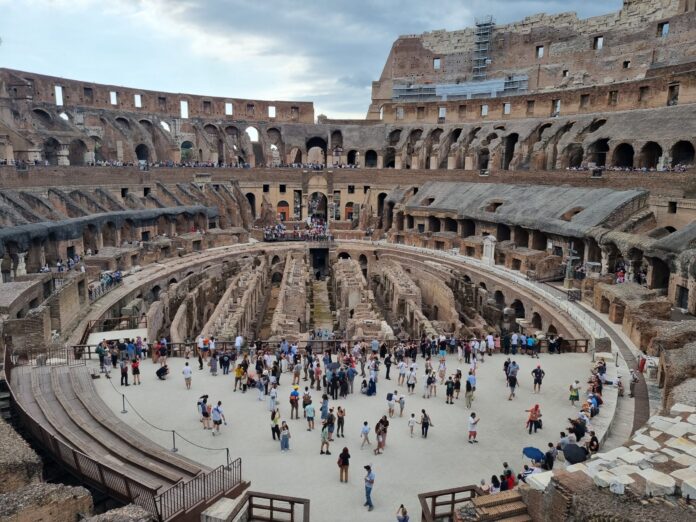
left=311, top=279, right=333, bottom=332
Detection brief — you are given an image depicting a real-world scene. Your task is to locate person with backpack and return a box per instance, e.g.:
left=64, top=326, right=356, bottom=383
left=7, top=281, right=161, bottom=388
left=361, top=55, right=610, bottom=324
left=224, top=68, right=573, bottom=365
left=387, top=390, right=397, bottom=417
left=337, top=447, right=350, bottom=482
left=211, top=401, right=226, bottom=436
left=289, top=385, right=300, bottom=419
left=525, top=404, right=542, bottom=434
left=445, top=377, right=455, bottom=404
left=419, top=409, right=432, bottom=438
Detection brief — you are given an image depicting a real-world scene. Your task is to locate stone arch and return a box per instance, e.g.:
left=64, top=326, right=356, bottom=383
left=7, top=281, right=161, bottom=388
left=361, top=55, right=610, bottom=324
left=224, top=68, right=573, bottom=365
left=43, top=137, right=61, bottom=165
left=531, top=312, right=542, bottom=330
left=497, top=224, right=511, bottom=242
left=135, top=144, right=150, bottom=162
left=511, top=299, right=525, bottom=319
left=388, top=129, right=402, bottom=146
left=180, top=141, right=194, bottom=161
left=344, top=201, right=354, bottom=221
left=306, top=136, right=327, bottom=165
left=91, top=136, right=105, bottom=162
left=115, top=117, right=130, bottom=130
left=277, top=200, right=290, bottom=221
left=32, top=108, right=53, bottom=126
left=563, top=143, right=584, bottom=168
left=428, top=216, right=441, bottom=233
left=365, top=150, right=378, bottom=168
left=288, top=147, right=302, bottom=164
left=547, top=324, right=558, bottom=335
left=612, top=143, right=634, bottom=168
left=68, top=139, right=88, bottom=165
left=225, top=126, right=239, bottom=139
left=204, top=124, right=218, bottom=136
left=330, top=130, right=343, bottom=149
left=671, top=140, right=695, bottom=167
left=377, top=192, right=388, bottom=218
left=82, top=223, right=98, bottom=253
left=479, top=281, right=487, bottom=290
left=383, top=148, right=396, bottom=168
left=246, top=193, right=257, bottom=218
left=588, top=139, right=609, bottom=167
left=639, top=142, right=663, bottom=169
left=102, top=221, right=118, bottom=247
left=338, top=252, right=351, bottom=260
left=346, top=150, right=358, bottom=166
left=501, top=133, right=519, bottom=170
left=308, top=192, right=327, bottom=219
left=494, top=290, right=506, bottom=309
left=271, top=255, right=281, bottom=265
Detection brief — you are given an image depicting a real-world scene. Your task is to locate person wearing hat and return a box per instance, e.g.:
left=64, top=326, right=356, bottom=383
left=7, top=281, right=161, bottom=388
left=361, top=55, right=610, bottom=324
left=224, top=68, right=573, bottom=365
left=289, top=385, right=300, bottom=419
left=364, top=464, right=375, bottom=511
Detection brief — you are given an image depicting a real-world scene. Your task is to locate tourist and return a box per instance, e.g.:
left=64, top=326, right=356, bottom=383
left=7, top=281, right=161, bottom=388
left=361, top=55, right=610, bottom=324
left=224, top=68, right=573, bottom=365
left=270, top=409, right=281, bottom=440
left=336, top=406, right=346, bottom=437
left=406, top=368, right=417, bottom=395
left=338, top=447, right=350, bottom=482
left=182, top=361, right=192, bottom=389
left=398, top=394, right=406, bottom=417
left=543, top=442, right=556, bottom=470
left=326, top=408, right=336, bottom=441
left=445, top=376, right=455, bottom=404
left=396, top=505, right=409, bottom=522
left=397, top=358, right=407, bottom=385
left=490, top=475, right=501, bottom=493
left=96, top=342, right=106, bottom=373
left=289, top=385, right=300, bottom=419
left=387, top=390, right=396, bottom=417
left=468, top=412, right=480, bottom=444
left=233, top=364, right=243, bottom=391
left=269, top=383, right=278, bottom=411
left=302, top=387, right=312, bottom=417
left=532, top=365, right=545, bottom=393
left=201, top=398, right=211, bottom=430
left=320, top=422, right=331, bottom=455
left=374, top=421, right=385, bottom=455
left=280, top=421, right=290, bottom=451
left=120, top=358, right=129, bottom=386
left=420, top=409, right=432, bottom=438
left=586, top=431, right=600, bottom=454
left=569, top=379, right=581, bottom=406
left=156, top=363, right=170, bottom=380
left=507, top=371, right=517, bottom=400
left=408, top=413, right=417, bottom=437
left=197, top=395, right=208, bottom=423
left=364, top=465, right=375, bottom=511
left=499, top=474, right=509, bottom=492
left=360, top=421, right=371, bottom=448
left=131, top=358, right=141, bottom=385
left=211, top=401, right=226, bottom=436
left=465, top=371, right=476, bottom=408
left=525, top=404, right=542, bottom=434
left=305, top=400, right=315, bottom=431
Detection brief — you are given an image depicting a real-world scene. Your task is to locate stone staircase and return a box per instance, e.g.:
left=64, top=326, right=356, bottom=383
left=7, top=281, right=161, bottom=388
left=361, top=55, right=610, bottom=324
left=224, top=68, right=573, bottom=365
left=311, top=279, right=334, bottom=332
left=469, top=490, right=531, bottom=521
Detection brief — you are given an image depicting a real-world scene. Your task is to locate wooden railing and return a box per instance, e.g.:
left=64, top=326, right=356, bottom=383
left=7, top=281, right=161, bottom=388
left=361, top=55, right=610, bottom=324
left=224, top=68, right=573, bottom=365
left=418, top=485, right=484, bottom=522
left=3, top=346, right=244, bottom=521
left=228, top=491, right=310, bottom=522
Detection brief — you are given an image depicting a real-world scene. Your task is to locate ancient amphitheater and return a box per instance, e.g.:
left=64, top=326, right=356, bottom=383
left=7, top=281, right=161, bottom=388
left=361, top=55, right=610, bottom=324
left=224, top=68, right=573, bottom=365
left=1, top=1, right=696, bottom=521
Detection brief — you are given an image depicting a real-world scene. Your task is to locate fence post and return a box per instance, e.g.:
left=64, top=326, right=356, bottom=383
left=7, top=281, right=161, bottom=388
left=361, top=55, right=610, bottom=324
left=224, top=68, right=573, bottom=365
left=121, top=394, right=127, bottom=414
left=226, top=448, right=230, bottom=470
left=171, top=430, right=178, bottom=453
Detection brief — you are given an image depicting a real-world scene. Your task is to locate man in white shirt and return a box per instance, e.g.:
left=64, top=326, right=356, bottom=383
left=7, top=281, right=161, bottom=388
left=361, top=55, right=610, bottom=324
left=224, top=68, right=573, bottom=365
left=182, top=362, right=192, bottom=390
left=211, top=401, right=226, bottom=436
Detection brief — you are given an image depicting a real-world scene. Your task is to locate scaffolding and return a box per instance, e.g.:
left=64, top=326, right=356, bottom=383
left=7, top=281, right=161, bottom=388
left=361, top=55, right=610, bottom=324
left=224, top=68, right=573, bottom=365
left=472, top=15, right=495, bottom=81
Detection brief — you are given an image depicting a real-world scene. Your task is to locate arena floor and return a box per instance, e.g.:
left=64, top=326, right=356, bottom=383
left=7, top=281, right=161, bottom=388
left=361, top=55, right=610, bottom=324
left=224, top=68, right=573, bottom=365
left=93, top=351, right=605, bottom=520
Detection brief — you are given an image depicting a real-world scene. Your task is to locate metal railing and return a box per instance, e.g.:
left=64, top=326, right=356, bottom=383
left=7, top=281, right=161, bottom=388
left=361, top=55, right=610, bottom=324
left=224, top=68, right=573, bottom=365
left=229, top=491, right=310, bottom=522
left=418, top=484, right=484, bottom=522
left=3, top=346, right=243, bottom=521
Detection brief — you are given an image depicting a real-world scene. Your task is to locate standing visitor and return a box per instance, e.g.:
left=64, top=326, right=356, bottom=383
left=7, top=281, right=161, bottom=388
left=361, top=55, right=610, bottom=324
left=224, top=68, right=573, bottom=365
left=338, top=447, right=350, bottom=482
left=525, top=404, right=542, bottom=434
left=336, top=406, right=346, bottom=438
left=280, top=421, right=290, bottom=452
left=468, top=412, right=480, bottom=443
left=271, top=409, right=281, bottom=440
left=420, top=409, right=432, bottom=438
left=211, top=401, right=226, bottom=436
left=364, top=465, right=375, bottom=511
left=360, top=421, right=371, bottom=448
left=569, top=379, right=580, bottom=406
left=182, top=361, right=192, bottom=389
left=531, top=365, right=545, bottom=393
left=131, top=358, right=141, bottom=385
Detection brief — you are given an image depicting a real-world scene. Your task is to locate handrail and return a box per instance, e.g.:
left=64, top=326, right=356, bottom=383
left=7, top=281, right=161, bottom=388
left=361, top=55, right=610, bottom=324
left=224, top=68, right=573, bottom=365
left=418, top=484, right=484, bottom=522
left=229, top=490, right=310, bottom=522
left=3, top=346, right=243, bottom=521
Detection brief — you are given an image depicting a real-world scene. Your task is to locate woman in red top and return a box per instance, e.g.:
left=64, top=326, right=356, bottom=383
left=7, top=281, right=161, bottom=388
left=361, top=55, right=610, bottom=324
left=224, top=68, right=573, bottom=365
left=131, top=358, right=141, bottom=385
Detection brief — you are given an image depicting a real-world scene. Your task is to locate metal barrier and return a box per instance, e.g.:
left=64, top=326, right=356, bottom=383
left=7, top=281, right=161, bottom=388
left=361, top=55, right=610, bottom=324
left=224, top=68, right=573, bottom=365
left=229, top=491, right=310, bottom=522
left=418, top=484, right=484, bottom=522
left=3, top=347, right=243, bottom=521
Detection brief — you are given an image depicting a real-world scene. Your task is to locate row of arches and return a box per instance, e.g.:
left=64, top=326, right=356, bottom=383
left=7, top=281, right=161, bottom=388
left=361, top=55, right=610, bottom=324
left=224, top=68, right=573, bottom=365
left=567, top=139, right=694, bottom=169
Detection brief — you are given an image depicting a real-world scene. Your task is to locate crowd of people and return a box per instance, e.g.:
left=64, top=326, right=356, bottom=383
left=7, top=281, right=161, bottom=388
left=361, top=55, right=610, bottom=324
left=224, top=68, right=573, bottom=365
left=263, top=218, right=332, bottom=242
left=565, top=163, right=693, bottom=173
left=92, top=329, right=630, bottom=517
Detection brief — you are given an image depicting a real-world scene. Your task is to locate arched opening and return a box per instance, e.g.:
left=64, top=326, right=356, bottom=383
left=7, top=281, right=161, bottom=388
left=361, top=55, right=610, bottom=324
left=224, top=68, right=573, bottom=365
left=587, top=119, right=607, bottom=133
left=383, top=148, right=396, bottom=168
left=180, top=141, right=194, bottom=161
left=515, top=228, right=529, bottom=248
left=612, top=143, right=634, bottom=168
left=306, top=137, right=327, bottom=166
left=245, top=126, right=259, bottom=142
left=460, top=219, right=475, bottom=238
left=479, top=282, right=487, bottom=291
left=288, top=147, right=302, bottom=165
left=135, top=144, right=150, bottom=162
left=531, top=312, right=542, bottom=330
left=511, top=299, right=525, bottom=319
left=168, top=278, right=178, bottom=286
left=338, top=252, right=351, bottom=260
left=671, top=140, right=695, bottom=167
left=502, top=133, right=518, bottom=170
left=32, top=108, right=53, bottom=126
left=388, top=129, right=402, bottom=146
left=246, top=193, right=256, bottom=218
left=377, top=193, right=388, bottom=217
left=536, top=123, right=552, bottom=143
left=150, top=285, right=162, bottom=301
left=588, top=139, right=609, bottom=167
left=43, top=138, right=61, bottom=165
left=478, top=149, right=490, bottom=170
left=497, top=224, right=511, bottom=242
left=91, top=136, right=105, bottom=162
left=547, top=324, right=558, bottom=335
left=269, top=144, right=280, bottom=167
left=444, top=217, right=457, bottom=233
left=308, top=192, right=327, bottom=219
left=640, top=142, right=663, bottom=169
left=531, top=232, right=547, bottom=251
left=564, top=144, right=584, bottom=168
left=271, top=272, right=283, bottom=284
left=68, top=139, right=87, bottom=165
left=82, top=224, right=98, bottom=254
left=115, top=117, right=130, bottom=130
left=347, top=150, right=358, bottom=166
left=428, top=216, right=441, bottom=233
left=649, top=257, right=670, bottom=289
left=102, top=221, right=117, bottom=247
left=277, top=200, right=290, bottom=221
left=271, top=255, right=281, bottom=265
left=344, top=202, right=354, bottom=221
left=331, top=130, right=343, bottom=150
left=365, top=150, right=378, bottom=168
left=494, top=290, right=506, bottom=309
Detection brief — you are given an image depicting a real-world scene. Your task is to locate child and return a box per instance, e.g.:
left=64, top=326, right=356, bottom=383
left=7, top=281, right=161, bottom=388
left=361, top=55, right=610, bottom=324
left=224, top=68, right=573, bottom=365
left=408, top=413, right=417, bottom=437
left=360, top=421, right=371, bottom=448
left=398, top=395, right=406, bottom=417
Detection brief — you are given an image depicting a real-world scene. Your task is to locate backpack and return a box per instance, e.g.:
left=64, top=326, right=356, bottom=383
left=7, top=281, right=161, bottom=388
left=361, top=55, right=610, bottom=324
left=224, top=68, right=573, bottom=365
left=303, top=393, right=311, bottom=405
left=386, top=392, right=394, bottom=401
left=427, top=376, right=434, bottom=385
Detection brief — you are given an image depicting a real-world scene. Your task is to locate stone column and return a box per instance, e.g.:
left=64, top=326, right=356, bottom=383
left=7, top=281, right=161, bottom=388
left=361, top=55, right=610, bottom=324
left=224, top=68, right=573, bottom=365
left=482, top=236, right=497, bottom=266
left=57, top=145, right=70, bottom=166
left=15, top=252, right=27, bottom=277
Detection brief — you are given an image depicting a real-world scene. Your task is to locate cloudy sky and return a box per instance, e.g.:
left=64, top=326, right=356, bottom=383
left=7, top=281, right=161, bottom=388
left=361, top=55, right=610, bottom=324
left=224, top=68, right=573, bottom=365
left=0, top=0, right=622, bottom=118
